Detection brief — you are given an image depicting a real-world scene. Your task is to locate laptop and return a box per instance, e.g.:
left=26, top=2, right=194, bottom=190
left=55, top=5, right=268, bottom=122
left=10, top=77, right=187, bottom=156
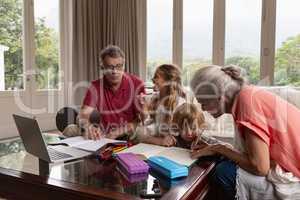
left=13, top=114, right=91, bottom=163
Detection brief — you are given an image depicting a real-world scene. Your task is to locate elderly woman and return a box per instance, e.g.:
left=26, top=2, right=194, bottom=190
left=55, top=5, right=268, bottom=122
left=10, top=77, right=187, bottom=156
left=190, top=65, right=300, bottom=200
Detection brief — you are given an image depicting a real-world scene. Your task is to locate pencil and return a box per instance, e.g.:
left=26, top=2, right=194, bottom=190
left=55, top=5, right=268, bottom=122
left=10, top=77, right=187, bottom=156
left=191, top=134, right=200, bottom=150
left=113, top=146, right=127, bottom=153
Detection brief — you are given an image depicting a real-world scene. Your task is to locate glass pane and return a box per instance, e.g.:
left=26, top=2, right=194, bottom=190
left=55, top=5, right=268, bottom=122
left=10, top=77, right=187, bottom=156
left=183, top=0, right=213, bottom=86
left=225, top=0, right=261, bottom=84
left=0, top=0, right=24, bottom=91
left=147, top=0, right=173, bottom=85
left=34, top=0, right=59, bottom=90
left=275, top=0, right=300, bottom=86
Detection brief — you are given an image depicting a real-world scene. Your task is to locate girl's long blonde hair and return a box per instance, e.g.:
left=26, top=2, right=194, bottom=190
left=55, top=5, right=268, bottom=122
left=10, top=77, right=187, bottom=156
left=148, top=64, right=186, bottom=124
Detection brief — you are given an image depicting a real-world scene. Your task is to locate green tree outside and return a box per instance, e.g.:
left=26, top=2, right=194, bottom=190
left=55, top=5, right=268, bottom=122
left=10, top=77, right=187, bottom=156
left=0, top=0, right=59, bottom=90
left=147, top=33, right=299, bottom=87
left=225, top=56, right=260, bottom=84
left=35, top=18, right=59, bottom=89
left=275, top=34, right=300, bottom=86
left=0, top=0, right=23, bottom=90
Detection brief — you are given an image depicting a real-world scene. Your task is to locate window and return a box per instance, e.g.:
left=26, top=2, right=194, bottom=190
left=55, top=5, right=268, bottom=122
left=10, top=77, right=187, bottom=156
left=146, top=0, right=173, bottom=85
left=274, top=0, right=300, bottom=86
left=0, top=0, right=24, bottom=91
left=225, top=0, right=261, bottom=84
left=34, top=0, right=59, bottom=90
left=0, top=0, right=60, bottom=91
left=182, top=0, right=213, bottom=86
left=0, top=0, right=69, bottom=139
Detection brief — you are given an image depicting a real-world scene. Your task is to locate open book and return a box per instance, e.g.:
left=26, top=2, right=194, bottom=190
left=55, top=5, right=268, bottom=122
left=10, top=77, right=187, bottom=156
left=48, top=136, right=126, bottom=152
left=118, top=143, right=197, bottom=167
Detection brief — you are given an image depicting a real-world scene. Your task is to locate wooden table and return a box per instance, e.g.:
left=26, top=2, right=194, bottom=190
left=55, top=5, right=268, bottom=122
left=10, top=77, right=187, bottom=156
left=0, top=148, right=215, bottom=200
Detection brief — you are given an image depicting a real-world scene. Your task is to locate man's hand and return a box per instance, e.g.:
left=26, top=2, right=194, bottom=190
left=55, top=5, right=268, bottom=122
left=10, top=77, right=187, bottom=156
left=105, top=123, right=135, bottom=139
left=160, top=135, right=177, bottom=147
left=84, top=124, right=103, bottom=140
left=79, top=106, right=103, bottom=140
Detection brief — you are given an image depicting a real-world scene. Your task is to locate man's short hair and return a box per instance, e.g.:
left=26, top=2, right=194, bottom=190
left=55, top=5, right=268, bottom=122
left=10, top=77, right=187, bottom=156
left=99, top=45, right=125, bottom=64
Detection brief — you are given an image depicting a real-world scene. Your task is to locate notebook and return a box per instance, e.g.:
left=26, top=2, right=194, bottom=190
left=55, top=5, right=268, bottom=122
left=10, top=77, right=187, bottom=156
left=49, top=136, right=126, bottom=152
left=118, top=143, right=197, bottom=167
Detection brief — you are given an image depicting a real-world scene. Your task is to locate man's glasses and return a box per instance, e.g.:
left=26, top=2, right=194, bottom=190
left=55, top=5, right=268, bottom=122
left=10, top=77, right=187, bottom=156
left=101, top=63, right=124, bottom=71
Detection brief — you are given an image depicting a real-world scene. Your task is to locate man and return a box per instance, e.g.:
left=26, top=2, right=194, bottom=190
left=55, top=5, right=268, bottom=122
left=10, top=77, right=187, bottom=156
left=80, top=45, right=145, bottom=140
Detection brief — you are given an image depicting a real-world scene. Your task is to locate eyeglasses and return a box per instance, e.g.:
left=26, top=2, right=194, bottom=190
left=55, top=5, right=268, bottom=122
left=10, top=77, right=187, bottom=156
left=101, top=63, right=124, bottom=71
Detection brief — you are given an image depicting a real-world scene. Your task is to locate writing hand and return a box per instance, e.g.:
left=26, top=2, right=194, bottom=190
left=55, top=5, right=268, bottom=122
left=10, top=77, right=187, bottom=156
left=160, top=135, right=177, bottom=147
left=84, top=124, right=103, bottom=140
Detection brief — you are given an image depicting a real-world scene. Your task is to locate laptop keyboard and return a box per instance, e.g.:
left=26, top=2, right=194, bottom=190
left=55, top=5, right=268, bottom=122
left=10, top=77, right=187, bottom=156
left=48, top=148, right=73, bottom=160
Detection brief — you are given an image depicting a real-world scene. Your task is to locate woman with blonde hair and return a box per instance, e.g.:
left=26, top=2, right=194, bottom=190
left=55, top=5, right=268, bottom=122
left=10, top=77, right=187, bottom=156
left=190, top=65, right=300, bottom=200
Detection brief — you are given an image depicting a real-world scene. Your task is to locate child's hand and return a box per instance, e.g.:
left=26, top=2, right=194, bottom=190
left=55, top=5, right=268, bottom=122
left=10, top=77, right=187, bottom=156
left=160, top=135, right=177, bottom=147
left=191, top=140, right=208, bottom=151
left=137, top=93, right=147, bottom=105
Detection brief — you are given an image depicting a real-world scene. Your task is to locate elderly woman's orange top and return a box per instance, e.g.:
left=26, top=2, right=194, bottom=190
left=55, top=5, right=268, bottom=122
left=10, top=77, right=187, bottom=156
left=231, top=85, right=300, bottom=178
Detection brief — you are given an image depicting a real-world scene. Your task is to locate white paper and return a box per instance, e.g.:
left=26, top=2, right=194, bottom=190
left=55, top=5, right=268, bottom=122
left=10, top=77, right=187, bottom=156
left=120, top=143, right=165, bottom=158
left=51, top=136, right=126, bottom=152
left=119, top=143, right=196, bottom=167
left=158, top=147, right=196, bottom=167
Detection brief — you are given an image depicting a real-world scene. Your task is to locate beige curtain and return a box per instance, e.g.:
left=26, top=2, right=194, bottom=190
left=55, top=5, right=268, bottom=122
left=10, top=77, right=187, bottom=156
left=72, top=0, right=141, bottom=105
left=101, top=0, right=140, bottom=74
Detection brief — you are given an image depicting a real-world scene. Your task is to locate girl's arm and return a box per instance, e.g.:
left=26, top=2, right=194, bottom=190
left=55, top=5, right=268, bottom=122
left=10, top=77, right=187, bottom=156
left=191, top=127, right=270, bottom=176
left=139, top=134, right=176, bottom=147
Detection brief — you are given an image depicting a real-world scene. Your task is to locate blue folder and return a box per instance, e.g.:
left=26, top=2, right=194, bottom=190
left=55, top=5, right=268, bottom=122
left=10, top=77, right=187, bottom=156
left=147, top=156, right=188, bottom=179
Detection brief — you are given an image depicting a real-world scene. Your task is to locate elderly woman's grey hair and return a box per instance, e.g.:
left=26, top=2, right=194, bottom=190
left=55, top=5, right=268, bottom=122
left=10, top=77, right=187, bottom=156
left=190, top=65, right=247, bottom=99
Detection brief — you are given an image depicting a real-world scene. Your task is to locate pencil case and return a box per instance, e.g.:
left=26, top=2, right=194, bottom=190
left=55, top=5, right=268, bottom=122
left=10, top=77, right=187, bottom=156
left=115, top=153, right=149, bottom=175
left=148, top=156, right=188, bottom=179
left=118, top=166, right=148, bottom=183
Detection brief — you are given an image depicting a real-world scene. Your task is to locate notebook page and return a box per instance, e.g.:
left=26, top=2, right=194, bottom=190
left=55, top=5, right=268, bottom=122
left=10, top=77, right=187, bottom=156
left=119, top=143, right=166, bottom=158
left=74, top=138, right=126, bottom=152
left=157, top=147, right=196, bottom=167
left=51, top=136, right=126, bottom=152
left=55, top=136, right=88, bottom=146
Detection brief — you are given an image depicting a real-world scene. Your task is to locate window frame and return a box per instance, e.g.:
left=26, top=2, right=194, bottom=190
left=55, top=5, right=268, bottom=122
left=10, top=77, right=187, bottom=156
left=0, top=0, right=72, bottom=98
left=142, top=0, right=281, bottom=86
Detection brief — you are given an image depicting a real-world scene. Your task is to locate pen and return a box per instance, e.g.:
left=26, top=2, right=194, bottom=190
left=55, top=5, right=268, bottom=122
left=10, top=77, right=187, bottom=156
left=191, top=128, right=206, bottom=150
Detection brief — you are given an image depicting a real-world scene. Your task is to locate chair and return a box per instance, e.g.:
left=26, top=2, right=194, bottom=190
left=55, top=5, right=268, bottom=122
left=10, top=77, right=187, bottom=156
left=55, top=107, right=78, bottom=132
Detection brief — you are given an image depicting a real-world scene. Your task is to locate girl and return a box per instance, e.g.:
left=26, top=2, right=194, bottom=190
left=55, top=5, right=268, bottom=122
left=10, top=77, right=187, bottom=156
left=137, top=64, right=186, bottom=146
left=171, top=102, right=214, bottom=150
